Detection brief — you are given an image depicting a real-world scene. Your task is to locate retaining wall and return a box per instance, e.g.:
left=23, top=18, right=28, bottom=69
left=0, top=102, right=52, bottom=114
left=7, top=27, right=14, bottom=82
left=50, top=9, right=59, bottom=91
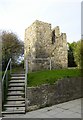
left=26, top=77, right=81, bottom=111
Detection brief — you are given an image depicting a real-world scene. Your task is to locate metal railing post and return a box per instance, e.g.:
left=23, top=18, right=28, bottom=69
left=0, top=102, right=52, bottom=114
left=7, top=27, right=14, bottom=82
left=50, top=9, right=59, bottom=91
left=50, top=57, right=52, bottom=70
left=25, top=58, right=28, bottom=111
left=6, top=71, right=8, bottom=89
left=10, top=58, right=11, bottom=75
left=2, top=82, right=4, bottom=103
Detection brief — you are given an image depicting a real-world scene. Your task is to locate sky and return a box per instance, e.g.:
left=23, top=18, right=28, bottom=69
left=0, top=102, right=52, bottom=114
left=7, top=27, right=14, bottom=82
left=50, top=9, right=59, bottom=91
left=0, top=0, right=82, bottom=43
left=81, top=1, right=83, bottom=39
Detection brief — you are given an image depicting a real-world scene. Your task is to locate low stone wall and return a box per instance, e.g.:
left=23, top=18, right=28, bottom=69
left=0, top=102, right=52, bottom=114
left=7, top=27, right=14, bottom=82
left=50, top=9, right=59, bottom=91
left=26, top=77, right=81, bottom=111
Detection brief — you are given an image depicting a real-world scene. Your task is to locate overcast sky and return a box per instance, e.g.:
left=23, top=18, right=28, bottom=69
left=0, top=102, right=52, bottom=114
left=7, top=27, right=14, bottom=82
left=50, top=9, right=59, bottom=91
left=0, top=0, right=82, bottom=43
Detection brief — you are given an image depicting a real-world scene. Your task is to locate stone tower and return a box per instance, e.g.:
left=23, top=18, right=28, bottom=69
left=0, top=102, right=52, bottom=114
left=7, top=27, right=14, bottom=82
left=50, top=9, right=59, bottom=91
left=24, top=20, right=68, bottom=71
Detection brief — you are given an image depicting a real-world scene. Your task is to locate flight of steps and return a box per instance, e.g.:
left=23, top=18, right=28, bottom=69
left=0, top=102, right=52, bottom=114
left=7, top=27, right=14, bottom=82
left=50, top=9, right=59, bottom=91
left=2, top=73, right=26, bottom=116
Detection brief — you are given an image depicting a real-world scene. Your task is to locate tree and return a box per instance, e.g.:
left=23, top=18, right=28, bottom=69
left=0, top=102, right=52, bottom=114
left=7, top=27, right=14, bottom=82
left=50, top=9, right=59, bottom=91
left=68, top=40, right=81, bottom=68
left=68, top=42, right=77, bottom=67
left=81, top=40, right=83, bottom=69
left=1, top=31, right=24, bottom=70
left=73, top=40, right=81, bottom=68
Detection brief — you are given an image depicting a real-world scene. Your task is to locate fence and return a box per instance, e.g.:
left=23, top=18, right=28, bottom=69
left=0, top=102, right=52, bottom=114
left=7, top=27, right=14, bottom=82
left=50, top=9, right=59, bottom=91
left=26, top=57, right=52, bottom=72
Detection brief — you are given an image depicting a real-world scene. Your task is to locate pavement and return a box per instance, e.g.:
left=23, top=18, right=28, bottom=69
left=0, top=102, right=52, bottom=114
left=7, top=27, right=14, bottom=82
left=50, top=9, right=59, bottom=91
left=1, top=98, right=82, bottom=119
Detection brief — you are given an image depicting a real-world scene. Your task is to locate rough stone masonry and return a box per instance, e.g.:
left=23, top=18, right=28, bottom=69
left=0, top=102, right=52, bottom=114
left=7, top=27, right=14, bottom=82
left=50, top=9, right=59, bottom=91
left=24, top=20, right=68, bottom=71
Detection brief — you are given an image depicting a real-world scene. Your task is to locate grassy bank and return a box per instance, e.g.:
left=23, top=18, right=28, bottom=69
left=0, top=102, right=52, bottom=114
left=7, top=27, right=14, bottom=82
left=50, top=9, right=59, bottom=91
left=28, top=69, right=81, bottom=87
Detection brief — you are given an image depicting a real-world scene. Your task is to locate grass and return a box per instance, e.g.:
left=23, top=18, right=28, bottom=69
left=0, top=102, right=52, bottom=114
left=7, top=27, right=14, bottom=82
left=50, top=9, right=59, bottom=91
left=27, top=69, right=81, bottom=87
left=11, top=66, right=24, bottom=73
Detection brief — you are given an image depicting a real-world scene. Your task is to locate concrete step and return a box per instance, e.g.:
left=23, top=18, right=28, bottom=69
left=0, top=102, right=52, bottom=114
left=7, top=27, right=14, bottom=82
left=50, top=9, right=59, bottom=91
left=6, top=101, right=25, bottom=105
left=8, top=90, right=24, bottom=93
left=9, top=80, right=25, bottom=83
left=2, top=110, right=25, bottom=114
left=2, top=106, right=25, bottom=114
left=11, top=77, right=25, bottom=80
left=4, top=104, right=25, bottom=107
left=2, top=72, right=26, bottom=116
left=10, top=79, right=25, bottom=81
left=4, top=106, right=25, bottom=111
left=11, top=74, right=25, bottom=77
left=7, top=92, right=24, bottom=96
left=9, top=83, right=25, bottom=87
left=8, top=87, right=24, bottom=91
left=7, top=97, right=25, bottom=101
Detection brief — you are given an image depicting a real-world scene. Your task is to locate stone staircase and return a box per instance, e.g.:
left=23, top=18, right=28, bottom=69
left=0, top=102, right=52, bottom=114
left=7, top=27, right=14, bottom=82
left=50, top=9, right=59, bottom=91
left=2, top=73, right=26, bottom=116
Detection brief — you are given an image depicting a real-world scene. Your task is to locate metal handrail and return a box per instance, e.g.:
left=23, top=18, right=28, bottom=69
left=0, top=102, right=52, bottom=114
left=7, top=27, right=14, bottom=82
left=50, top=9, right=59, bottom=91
left=2, top=58, right=11, bottom=85
left=2, top=58, right=11, bottom=103
left=25, top=58, right=28, bottom=111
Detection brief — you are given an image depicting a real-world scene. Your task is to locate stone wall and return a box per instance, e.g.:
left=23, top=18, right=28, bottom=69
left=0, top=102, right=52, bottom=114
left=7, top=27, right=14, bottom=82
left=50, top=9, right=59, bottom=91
left=51, top=31, right=68, bottom=69
left=24, top=20, right=68, bottom=71
left=26, top=77, right=81, bottom=111
left=25, top=21, right=37, bottom=71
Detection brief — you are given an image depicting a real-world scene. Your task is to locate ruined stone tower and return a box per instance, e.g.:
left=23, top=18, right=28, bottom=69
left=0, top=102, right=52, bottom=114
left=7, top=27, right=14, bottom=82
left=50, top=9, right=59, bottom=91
left=24, top=20, right=68, bottom=71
